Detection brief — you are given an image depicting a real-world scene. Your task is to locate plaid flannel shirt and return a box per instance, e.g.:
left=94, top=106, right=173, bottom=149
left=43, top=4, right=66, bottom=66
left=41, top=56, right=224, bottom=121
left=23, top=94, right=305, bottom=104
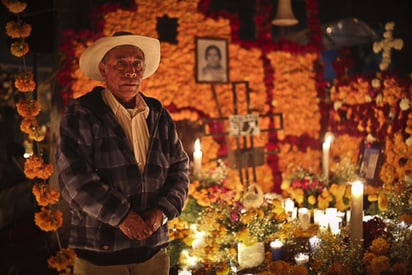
left=56, top=87, right=189, bottom=252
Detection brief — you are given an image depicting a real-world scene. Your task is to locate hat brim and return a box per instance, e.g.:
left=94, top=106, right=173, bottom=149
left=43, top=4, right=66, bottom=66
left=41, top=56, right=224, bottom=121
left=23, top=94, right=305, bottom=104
left=79, top=35, right=160, bottom=82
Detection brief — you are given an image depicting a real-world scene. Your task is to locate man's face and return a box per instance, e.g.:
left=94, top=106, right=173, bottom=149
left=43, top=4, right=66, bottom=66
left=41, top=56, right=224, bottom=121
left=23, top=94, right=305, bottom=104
left=98, top=45, right=145, bottom=106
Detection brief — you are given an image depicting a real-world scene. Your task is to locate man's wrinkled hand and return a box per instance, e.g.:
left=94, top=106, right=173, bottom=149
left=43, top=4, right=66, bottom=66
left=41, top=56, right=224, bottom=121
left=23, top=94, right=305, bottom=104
left=141, top=208, right=164, bottom=232
left=118, top=211, right=153, bottom=240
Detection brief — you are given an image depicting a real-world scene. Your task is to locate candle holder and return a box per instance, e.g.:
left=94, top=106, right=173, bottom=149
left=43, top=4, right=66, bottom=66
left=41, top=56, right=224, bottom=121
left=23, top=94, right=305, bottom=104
left=270, top=239, right=283, bottom=261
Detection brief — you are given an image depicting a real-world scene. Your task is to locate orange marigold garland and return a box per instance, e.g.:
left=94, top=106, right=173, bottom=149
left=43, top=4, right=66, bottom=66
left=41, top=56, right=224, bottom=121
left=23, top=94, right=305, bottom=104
left=32, top=183, right=60, bottom=206
left=1, top=0, right=27, bottom=13
left=48, top=248, right=77, bottom=273
left=34, top=207, right=64, bottom=232
left=10, top=40, right=29, bottom=57
left=14, top=71, right=36, bottom=92
left=16, top=99, right=41, bottom=117
left=24, top=155, right=54, bottom=180
left=2, top=0, right=76, bottom=273
left=5, top=20, right=31, bottom=38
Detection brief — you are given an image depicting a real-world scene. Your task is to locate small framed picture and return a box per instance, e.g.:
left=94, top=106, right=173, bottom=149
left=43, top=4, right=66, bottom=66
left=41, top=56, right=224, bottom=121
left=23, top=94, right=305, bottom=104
left=358, top=141, right=384, bottom=186
left=195, top=37, right=229, bottom=83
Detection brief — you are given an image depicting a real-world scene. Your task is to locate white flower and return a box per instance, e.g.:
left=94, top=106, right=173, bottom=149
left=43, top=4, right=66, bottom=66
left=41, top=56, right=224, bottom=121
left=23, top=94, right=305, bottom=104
left=406, top=136, right=412, bottom=146
left=400, top=98, right=410, bottom=111
left=365, top=94, right=372, bottom=102
left=376, top=94, right=383, bottom=104
left=366, top=134, right=377, bottom=143
left=371, top=78, right=381, bottom=89
left=333, top=101, right=343, bottom=111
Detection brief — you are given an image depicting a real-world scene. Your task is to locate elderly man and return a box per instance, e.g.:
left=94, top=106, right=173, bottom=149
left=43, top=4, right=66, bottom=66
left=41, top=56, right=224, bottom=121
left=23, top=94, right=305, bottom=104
left=56, top=32, right=190, bottom=275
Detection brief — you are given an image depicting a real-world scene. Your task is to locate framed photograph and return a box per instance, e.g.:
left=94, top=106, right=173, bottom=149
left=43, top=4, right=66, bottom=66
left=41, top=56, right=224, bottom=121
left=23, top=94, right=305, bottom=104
left=195, top=37, right=229, bottom=83
left=358, top=141, right=384, bottom=186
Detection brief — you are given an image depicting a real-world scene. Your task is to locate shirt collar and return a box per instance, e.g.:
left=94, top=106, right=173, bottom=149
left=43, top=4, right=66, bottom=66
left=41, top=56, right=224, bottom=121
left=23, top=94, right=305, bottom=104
left=102, top=89, right=149, bottom=118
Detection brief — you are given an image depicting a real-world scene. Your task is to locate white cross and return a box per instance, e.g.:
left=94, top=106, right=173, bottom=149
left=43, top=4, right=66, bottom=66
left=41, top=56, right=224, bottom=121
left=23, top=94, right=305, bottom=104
left=373, top=22, right=404, bottom=71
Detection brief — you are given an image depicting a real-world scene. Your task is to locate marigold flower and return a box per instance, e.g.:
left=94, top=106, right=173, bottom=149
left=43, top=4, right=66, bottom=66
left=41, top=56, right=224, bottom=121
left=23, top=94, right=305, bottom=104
left=378, top=192, right=388, bottom=212
left=5, top=20, right=31, bottom=38
left=307, top=195, right=316, bottom=205
left=291, top=265, right=308, bottom=275
left=368, top=255, right=390, bottom=274
left=362, top=252, right=376, bottom=265
left=16, top=99, right=41, bottom=118
left=34, top=207, right=63, bottom=232
left=325, top=263, right=347, bottom=275
left=24, top=155, right=54, bottom=180
left=48, top=248, right=76, bottom=272
left=369, top=237, right=389, bottom=256
left=400, top=214, right=412, bottom=225
left=14, top=72, right=36, bottom=92
left=32, top=183, right=60, bottom=206
left=10, top=40, right=29, bottom=57
left=1, top=0, right=27, bottom=13
left=268, top=260, right=291, bottom=274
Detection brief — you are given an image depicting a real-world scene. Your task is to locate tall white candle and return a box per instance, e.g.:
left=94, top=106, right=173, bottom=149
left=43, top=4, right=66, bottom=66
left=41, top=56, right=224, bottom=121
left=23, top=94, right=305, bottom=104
left=193, top=138, right=202, bottom=176
left=322, top=133, right=333, bottom=180
left=350, top=180, right=364, bottom=248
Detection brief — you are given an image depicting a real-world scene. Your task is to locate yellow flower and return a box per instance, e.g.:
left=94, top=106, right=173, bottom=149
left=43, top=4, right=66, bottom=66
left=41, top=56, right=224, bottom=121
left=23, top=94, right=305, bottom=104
left=307, top=195, right=317, bottom=205
left=378, top=192, right=389, bottom=212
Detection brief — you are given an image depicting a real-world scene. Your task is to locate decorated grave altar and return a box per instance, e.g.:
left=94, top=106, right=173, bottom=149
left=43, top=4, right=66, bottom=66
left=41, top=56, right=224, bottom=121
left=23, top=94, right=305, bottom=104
left=168, top=160, right=412, bottom=275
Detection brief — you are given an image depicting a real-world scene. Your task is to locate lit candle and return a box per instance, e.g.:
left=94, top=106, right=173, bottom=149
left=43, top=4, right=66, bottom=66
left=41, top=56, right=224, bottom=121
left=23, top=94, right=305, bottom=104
left=322, top=133, right=333, bottom=180
left=270, top=239, right=283, bottom=261
left=193, top=138, right=202, bottom=176
left=284, top=198, right=295, bottom=219
left=298, top=207, right=311, bottom=230
left=294, top=252, right=309, bottom=266
left=313, top=209, right=324, bottom=224
left=318, top=214, right=329, bottom=231
left=350, top=180, right=364, bottom=248
left=309, top=236, right=321, bottom=252
left=329, top=217, right=342, bottom=235
left=178, top=269, right=192, bottom=275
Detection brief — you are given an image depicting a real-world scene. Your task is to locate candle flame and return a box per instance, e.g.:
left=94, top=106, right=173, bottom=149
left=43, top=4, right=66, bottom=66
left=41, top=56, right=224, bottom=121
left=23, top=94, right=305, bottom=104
left=324, top=132, right=333, bottom=145
left=351, top=180, right=364, bottom=196
left=194, top=138, right=201, bottom=152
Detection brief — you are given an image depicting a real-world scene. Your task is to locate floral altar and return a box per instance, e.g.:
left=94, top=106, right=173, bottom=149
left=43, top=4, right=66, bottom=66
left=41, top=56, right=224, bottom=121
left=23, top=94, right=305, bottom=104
left=168, top=160, right=412, bottom=275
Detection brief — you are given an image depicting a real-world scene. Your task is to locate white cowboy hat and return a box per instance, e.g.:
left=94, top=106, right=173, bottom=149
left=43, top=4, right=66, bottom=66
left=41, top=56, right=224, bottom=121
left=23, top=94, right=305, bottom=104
left=79, top=32, right=160, bottom=82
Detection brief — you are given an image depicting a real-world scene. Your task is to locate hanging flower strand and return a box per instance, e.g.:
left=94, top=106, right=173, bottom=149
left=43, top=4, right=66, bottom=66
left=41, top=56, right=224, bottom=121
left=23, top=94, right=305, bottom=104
left=2, top=0, right=76, bottom=273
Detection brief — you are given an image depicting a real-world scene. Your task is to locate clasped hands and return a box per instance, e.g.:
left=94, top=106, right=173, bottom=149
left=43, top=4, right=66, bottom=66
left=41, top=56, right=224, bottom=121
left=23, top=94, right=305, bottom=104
left=118, top=209, right=164, bottom=240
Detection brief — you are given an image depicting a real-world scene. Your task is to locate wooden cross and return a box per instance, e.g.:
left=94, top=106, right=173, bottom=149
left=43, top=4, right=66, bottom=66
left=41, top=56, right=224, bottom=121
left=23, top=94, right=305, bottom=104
left=373, top=22, right=404, bottom=71
left=202, top=81, right=283, bottom=186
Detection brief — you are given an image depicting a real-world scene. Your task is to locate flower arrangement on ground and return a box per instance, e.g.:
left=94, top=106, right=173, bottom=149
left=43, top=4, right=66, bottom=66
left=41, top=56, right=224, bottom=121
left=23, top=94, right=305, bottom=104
left=168, top=160, right=287, bottom=272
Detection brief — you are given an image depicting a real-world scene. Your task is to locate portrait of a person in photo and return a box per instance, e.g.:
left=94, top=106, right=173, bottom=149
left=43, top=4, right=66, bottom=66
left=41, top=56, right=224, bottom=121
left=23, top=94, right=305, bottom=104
left=200, top=44, right=227, bottom=82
